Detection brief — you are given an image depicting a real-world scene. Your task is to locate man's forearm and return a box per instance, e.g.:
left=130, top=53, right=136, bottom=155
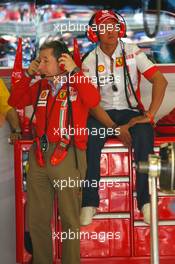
left=6, top=108, right=21, bottom=131
left=148, top=72, right=167, bottom=116
left=90, top=104, right=116, bottom=128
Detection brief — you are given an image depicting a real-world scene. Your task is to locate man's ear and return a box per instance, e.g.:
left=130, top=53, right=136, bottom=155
left=70, top=51, right=73, bottom=58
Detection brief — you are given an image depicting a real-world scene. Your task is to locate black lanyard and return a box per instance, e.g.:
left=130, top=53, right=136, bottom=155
left=121, top=41, right=141, bottom=111
left=66, top=79, right=78, bottom=169
left=95, top=46, right=141, bottom=111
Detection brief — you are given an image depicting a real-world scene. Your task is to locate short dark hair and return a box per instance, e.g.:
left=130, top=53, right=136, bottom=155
left=39, top=40, right=70, bottom=59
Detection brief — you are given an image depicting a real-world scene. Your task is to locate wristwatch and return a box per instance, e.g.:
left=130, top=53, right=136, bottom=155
left=70, top=67, right=80, bottom=76
left=11, top=128, right=22, bottom=133
left=25, top=70, right=34, bottom=78
left=144, top=111, right=155, bottom=124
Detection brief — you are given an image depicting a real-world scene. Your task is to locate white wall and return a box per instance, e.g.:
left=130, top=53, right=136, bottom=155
left=0, top=122, right=16, bottom=264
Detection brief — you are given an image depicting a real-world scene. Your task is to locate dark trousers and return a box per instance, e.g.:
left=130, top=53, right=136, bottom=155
left=82, top=109, right=154, bottom=210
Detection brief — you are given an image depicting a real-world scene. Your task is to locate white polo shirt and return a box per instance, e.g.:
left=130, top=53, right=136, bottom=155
left=82, top=42, right=158, bottom=111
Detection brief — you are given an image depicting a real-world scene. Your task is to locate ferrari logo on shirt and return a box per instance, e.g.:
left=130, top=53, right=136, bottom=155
left=98, top=65, right=105, bottom=72
left=58, top=90, right=67, bottom=100
left=116, top=57, right=124, bottom=67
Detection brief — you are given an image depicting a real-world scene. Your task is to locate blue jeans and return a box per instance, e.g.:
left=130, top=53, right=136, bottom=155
left=82, top=109, right=154, bottom=210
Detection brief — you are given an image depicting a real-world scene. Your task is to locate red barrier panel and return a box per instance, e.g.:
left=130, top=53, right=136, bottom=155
left=134, top=196, right=175, bottom=221
left=56, top=218, right=131, bottom=258
left=108, top=151, right=129, bottom=176
left=14, top=137, right=175, bottom=263
left=98, top=181, right=130, bottom=213
left=134, top=223, right=175, bottom=256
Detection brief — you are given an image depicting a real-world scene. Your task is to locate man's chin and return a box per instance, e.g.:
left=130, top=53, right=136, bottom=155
left=45, top=76, right=54, bottom=81
left=40, top=73, right=53, bottom=79
left=108, top=38, right=118, bottom=44
left=40, top=74, right=52, bottom=81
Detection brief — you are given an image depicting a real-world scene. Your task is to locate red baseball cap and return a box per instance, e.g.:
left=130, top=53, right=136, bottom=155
left=94, top=10, right=118, bottom=25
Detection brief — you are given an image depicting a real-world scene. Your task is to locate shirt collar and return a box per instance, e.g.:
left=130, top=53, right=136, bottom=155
left=96, top=43, right=122, bottom=60
left=48, top=80, right=62, bottom=96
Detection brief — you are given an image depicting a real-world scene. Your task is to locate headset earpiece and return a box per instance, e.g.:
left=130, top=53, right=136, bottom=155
left=115, top=13, right=127, bottom=38
left=86, top=14, right=99, bottom=43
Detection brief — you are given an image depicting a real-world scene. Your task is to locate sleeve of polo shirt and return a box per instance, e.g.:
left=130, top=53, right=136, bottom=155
left=81, top=53, right=98, bottom=88
left=133, top=44, right=158, bottom=80
left=0, top=79, right=12, bottom=116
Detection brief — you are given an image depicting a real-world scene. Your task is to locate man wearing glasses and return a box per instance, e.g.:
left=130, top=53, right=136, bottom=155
left=80, top=9, right=167, bottom=225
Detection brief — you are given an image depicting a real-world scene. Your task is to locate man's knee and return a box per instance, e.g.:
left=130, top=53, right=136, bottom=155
left=131, top=123, right=154, bottom=162
left=87, top=126, right=107, bottom=152
left=131, top=123, right=154, bottom=141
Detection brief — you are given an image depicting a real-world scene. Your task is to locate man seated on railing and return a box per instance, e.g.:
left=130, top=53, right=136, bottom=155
left=80, top=9, right=167, bottom=226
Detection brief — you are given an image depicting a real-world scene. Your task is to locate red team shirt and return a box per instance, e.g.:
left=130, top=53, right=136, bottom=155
left=8, top=71, right=100, bottom=150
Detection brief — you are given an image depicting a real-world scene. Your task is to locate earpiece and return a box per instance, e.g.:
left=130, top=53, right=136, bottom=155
left=86, top=14, right=98, bottom=43
left=38, top=40, right=73, bottom=78
left=59, top=63, right=65, bottom=71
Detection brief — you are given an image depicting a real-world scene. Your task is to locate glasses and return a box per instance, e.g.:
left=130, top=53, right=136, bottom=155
left=110, top=57, right=118, bottom=92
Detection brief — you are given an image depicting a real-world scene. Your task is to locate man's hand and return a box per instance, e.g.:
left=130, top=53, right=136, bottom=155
left=128, top=115, right=151, bottom=128
left=58, top=53, right=77, bottom=73
left=9, top=131, right=22, bottom=144
left=117, top=124, right=132, bottom=147
left=6, top=108, right=21, bottom=143
left=27, top=58, right=40, bottom=76
left=117, top=114, right=153, bottom=147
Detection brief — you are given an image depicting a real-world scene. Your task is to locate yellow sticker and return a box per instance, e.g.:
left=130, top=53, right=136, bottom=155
left=39, top=90, right=49, bottom=100
left=25, top=162, right=30, bottom=174
left=40, top=91, right=47, bottom=98
left=116, top=57, right=124, bottom=67
left=98, top=65, right=105, bottom=72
